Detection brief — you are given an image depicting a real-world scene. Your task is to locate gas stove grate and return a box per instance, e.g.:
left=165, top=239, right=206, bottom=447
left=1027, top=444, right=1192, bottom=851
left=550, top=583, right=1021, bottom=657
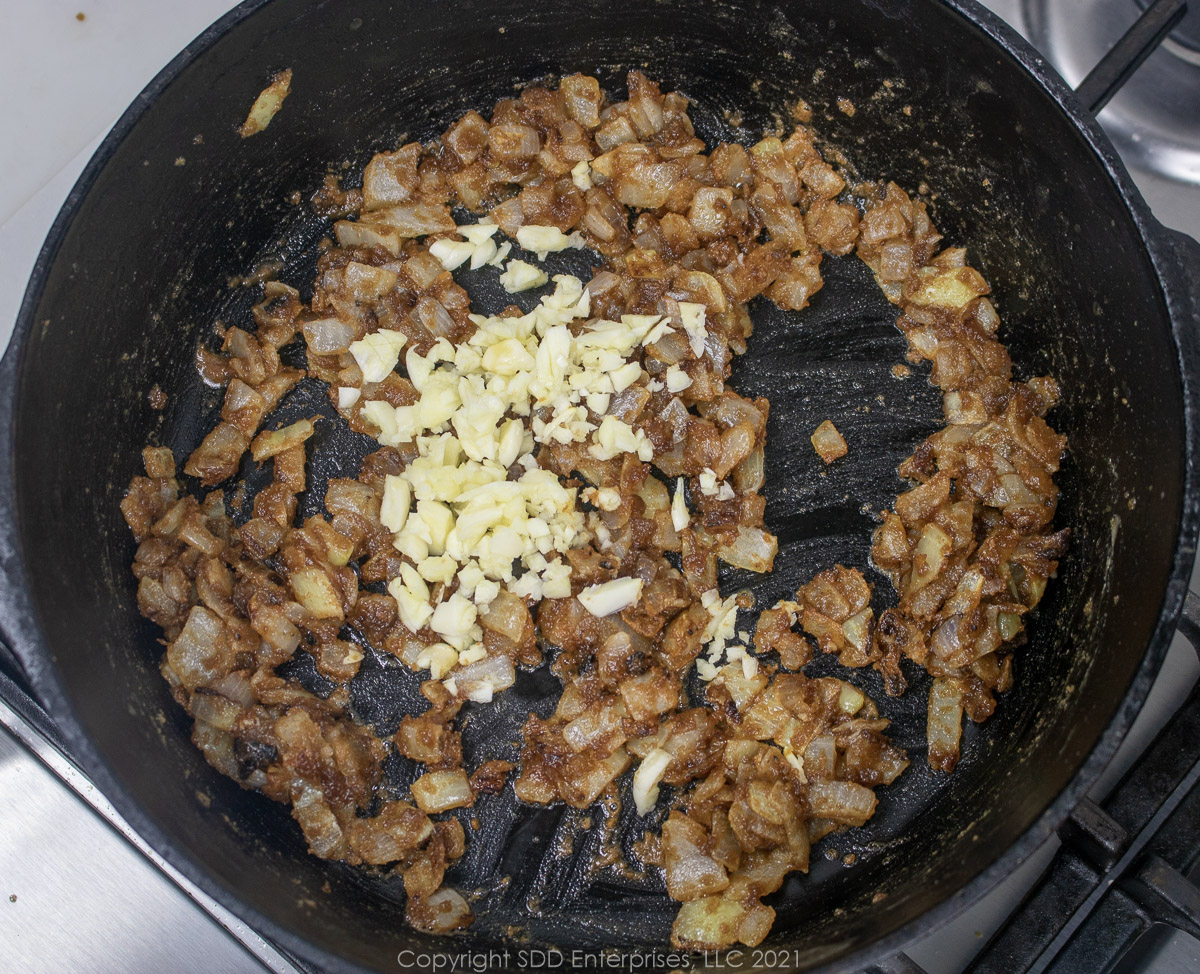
left=962, top=648, right=1200, bottom=974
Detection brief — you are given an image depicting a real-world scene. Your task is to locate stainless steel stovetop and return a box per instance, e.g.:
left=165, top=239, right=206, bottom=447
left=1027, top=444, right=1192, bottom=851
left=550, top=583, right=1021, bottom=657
left=2, top=2, right=1199, bottom=972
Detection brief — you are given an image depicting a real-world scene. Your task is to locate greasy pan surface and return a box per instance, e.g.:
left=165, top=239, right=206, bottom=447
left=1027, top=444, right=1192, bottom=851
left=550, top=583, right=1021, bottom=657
left=4, top=0, right=1199, bottom=971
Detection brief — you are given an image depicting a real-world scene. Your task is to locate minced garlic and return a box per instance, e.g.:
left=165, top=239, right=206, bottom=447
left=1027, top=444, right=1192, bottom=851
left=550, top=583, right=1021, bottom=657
left=352, top=258, right=696, bottom=682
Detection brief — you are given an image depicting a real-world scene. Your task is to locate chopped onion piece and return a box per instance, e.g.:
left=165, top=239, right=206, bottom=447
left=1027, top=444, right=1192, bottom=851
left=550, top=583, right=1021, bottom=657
left=456, top=653, right=516, bottom=700
left=411, top=769, right=474, bottom=813
left=250, top=419, right=315, bottom=461
left=837, top=683, right=865, bottom=716
left=810, top=419, right=848, bottom=463
left=238, top=68, right=291, bottom=138
left=290, top=568, right=343, bottom=619
left=716, top=525, right=778, bottom=573
left=302, top=316, right=357, bottom=354
left=407, top=887, right=473, bottom=935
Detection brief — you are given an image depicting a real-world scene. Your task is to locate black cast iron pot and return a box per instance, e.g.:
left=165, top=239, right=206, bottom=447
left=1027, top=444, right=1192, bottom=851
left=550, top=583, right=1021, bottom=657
left=2, top=0, right=1200, bottom=971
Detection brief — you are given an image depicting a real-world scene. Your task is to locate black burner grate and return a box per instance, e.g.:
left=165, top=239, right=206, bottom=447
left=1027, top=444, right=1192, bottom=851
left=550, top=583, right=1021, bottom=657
left=961, top=647, right=1200, bottom=974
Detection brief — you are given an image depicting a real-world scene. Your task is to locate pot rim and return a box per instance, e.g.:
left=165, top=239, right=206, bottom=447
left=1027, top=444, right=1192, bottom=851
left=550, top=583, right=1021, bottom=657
left=2, top=1, right=1199, bottom=971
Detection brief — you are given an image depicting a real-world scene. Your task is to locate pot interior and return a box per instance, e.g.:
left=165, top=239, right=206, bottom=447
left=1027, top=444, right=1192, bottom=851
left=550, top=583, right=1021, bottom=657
left=11, top=0, right=1186, bottom=969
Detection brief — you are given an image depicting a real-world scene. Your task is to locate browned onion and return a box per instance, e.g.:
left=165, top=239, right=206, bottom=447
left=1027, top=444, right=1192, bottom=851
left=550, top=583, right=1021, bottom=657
left=362, top=200, right=455, bottom=237
left=488, top=122, right=541, bottom=159
left=301, top=316, right=358, bottom=354
left=478, top=590, right=529, bottom=644
left=716, top=525, right=778, bottom=573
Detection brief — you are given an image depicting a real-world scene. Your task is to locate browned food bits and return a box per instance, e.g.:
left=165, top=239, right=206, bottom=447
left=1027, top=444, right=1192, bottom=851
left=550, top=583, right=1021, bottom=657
left=239, top=68, right=292, bottom=138
left=121, top=70, right=1064, bottom=947
left=811, top=419, right=849, bottom=463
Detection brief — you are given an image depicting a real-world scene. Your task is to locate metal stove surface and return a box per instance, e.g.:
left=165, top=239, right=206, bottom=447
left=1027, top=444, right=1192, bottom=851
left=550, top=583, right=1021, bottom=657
left=1, top=3, right=1199, bottom=973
